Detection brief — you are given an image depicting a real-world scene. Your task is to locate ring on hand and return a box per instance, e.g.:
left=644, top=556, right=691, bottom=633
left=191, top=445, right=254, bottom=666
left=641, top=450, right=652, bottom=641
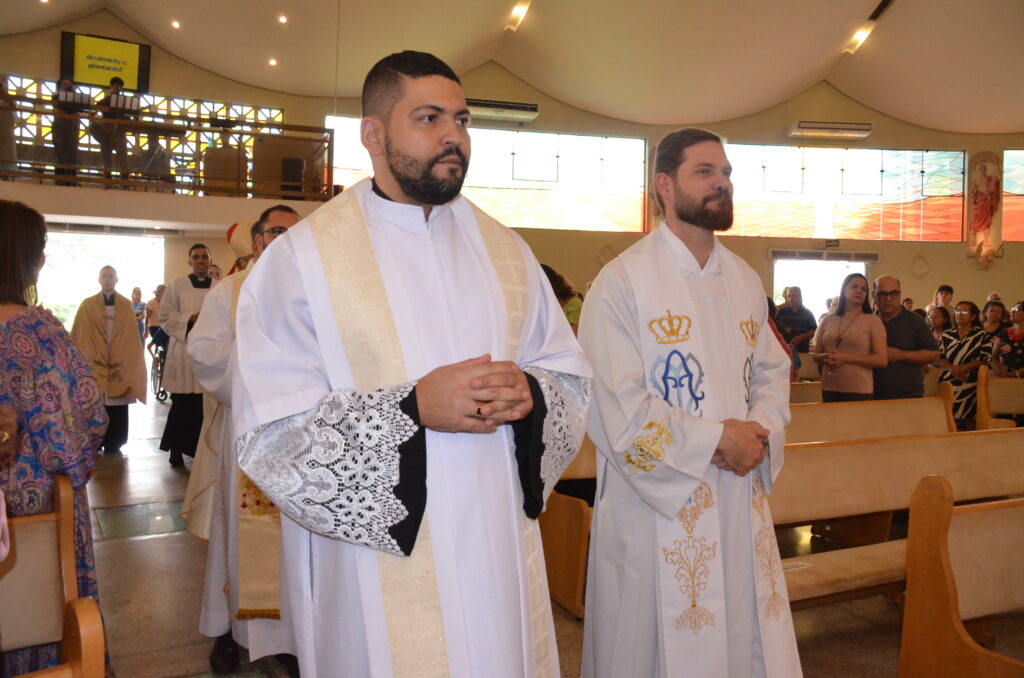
left=0, top=430, right=10, bottom=445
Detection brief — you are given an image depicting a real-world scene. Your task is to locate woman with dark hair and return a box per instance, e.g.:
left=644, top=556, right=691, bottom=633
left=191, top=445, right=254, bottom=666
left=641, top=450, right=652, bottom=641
left=810, top=272, right=887, bottom=401
left=993, top=300, right=1024, bottom=378
left=927, top=305, right=952, bottom=347
left=541, top=264, right=583, bottom=335
left=0, top=200, right=113, bottom=675
left=981, top=299, right=1010, bottom=340
left=938, top=300, right=992, bottom=430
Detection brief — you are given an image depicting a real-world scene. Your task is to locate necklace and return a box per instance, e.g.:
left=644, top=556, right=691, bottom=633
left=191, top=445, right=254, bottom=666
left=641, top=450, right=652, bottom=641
left=834, top=310, right=862, bottom=348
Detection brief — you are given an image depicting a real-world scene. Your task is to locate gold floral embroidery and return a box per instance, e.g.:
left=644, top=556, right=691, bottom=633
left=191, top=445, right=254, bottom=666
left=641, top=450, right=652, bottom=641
left=752, top=475, right=786, bottom=620
left=740, top=316, right=760, bottom=347
left=662, top=536, right=718, bottom=634
left=626, top=418, right=672, bottom=474
left=677, top=481, right=714, bottom=535
left=239, top=475, right=278, bottom=517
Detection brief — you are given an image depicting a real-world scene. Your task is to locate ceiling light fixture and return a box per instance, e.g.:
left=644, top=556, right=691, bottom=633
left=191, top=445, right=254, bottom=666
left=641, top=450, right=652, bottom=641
left=278, top=15, right=288, bottom=24
left=843, top=21, right=875, bottom=54
left=40, top=0, right=49, bottom=4
left=268, top=57, right=278, bottom=66
left=171, top=19, right=181, bottom=29
left=505, top=1, right=532, bottom=31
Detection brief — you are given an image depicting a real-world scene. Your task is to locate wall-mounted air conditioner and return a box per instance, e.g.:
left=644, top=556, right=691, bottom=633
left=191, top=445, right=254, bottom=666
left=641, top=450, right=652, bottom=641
left=787, top=120, right=872, bottom=139
left=467, top=98, right=539, bottom=123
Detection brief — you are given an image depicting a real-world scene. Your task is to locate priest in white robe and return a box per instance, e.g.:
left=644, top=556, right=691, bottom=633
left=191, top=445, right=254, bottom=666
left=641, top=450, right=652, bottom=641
left=159, top=244, right=214, bottom=467
left=232, top=51, right=591, bottom=678
left=185, top=205, right=300, bottom=673
left=579, top=129, right=802, bottom=678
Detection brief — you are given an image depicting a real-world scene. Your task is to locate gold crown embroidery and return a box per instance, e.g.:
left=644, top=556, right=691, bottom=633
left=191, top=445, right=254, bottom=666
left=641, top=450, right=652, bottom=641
left=648, top=310, right=692, bottom=344
left=740, top=316, right=759, bottom=347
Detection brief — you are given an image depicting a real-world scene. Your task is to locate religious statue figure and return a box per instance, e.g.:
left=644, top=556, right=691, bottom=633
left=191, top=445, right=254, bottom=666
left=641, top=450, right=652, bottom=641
left=969, top=157, right=1002, bottom=266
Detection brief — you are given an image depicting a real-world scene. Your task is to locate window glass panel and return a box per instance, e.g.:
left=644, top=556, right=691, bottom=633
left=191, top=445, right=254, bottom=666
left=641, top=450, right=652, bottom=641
left=1003, top=150, right=1024, bottom=242
left=842, top=149, right=882, bottom=195
left=763, top=146, right=803, bottom=193
left=601, top=137, right=646, bottom=187
left=512, top=132, right=558, bottom=182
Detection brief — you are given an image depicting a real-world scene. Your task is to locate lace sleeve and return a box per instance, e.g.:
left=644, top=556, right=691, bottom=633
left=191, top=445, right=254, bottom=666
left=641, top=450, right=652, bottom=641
left=235, top=383, right=427, bottom=556
left=512, top=369, right=592, bottom=518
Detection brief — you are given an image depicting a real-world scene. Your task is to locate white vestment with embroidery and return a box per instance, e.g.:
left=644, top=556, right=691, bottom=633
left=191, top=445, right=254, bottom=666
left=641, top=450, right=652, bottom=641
left=231, top=179, right=591, bottom=678
left=580, top=223, right=802, bottom=678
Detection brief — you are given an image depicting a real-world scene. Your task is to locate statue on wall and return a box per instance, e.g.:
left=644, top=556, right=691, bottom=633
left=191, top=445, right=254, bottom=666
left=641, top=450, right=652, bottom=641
left=967, top=151, right=1002, bottom=268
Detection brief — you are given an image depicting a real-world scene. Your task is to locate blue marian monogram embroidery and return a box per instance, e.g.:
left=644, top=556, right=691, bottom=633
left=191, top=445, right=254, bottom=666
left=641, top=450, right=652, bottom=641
left=650, top=349, right=706, bottom=414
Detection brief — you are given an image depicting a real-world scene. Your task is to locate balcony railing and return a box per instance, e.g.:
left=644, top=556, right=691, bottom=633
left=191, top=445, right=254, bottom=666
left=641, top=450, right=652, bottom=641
left=0, top=93, right=334, bottom=201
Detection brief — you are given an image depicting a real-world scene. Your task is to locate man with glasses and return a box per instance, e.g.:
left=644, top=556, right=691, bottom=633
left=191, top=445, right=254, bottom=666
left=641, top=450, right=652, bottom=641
left=184, top=204, right=300, bottom=674
left=872, top=275, right=940, bottom=399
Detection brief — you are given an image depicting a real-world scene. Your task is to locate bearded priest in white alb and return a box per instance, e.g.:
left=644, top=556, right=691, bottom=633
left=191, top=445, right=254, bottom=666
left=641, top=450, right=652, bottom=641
left=231, top=51, right=591, bottom=678
left=579, top=129, right=801, bottom=678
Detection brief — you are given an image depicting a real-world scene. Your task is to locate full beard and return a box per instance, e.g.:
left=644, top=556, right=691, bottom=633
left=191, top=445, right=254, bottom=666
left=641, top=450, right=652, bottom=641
left=675, top=190, right=734, bottom=232
left=385, top=139, right=469, bottom=205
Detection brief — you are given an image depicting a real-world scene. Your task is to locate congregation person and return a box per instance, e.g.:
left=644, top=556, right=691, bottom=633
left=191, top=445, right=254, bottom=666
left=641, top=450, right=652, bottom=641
left=938, top=300, right=992, bottom=430
left=579, top=128, right=801, bottom=678
left=70, top=266, right=147, bottom=455
left=775, top=285, right=817, bottom=353
left=871, top=275, right=939, bottom=400
left=52, top=77, right=79, bottom=183
left=231, top=51, right=591, bottom=677
left=927, top=305, right=952, bottom=348
left=0, top=200, right=113, bottom=677
left=94, top=76, right=130, bottom=183
left=208, top=263, right=224, bottom=282
left=993, top=300, right=1024, bottom=378
left=981, top=299, right=1010, bottom=340
left=159, top=244, right=214, bottom=466
left=131, top=286, right=146, bottom=343
left=926, top=283, right=955, bottom=317
left=183, top=204, right=300, bottom=674
left=810, top=273, right=887, bottom=402
left=541, top=263, right=584, bottom=335
left=901, top=297, right=914, bottom=311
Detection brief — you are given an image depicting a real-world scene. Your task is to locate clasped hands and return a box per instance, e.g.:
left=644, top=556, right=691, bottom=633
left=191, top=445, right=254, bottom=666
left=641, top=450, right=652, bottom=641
left=821, top=348, right=848, bottom=369
left=711, top=418, right=768, bottom=477
left=415, top=355, right=533, bottom=434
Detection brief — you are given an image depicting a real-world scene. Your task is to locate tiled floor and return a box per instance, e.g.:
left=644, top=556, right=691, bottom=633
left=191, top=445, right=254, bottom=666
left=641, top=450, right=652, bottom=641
left=87, top=396, right=1024, bottom=677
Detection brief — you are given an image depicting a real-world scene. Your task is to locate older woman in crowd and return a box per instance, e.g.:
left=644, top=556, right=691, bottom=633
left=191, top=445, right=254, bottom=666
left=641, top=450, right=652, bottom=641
left=993, top=300, right=1024, bottom=378
left=811, top=272, right=887, bottom=401
left=0, top=200, right=113, bottom=676
left=981, top=299, right=1010, bottom=341
left=938, top=300, right=992, bottom=430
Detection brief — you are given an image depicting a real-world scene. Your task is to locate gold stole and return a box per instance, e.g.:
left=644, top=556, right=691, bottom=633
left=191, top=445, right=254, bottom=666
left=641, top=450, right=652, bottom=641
left=232, top=268, right=285, bottom=620
left=307, top=186, right=527, bottom=674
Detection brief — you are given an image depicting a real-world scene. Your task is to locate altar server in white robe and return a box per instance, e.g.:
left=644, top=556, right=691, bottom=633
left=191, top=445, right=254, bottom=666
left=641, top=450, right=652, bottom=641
left=580, top=129, right=801, bottom=678
left=185, top=205, right=300, bottom=673
left=231, top=51, right=591, bottom=678
left=159, top=244, right=214, bottom=467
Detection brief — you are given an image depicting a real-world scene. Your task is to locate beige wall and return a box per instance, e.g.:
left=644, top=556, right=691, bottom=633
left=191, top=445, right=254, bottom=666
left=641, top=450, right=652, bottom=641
left=3, top=9, right=1023, bottom=307
left=163, top=237, right=235, bottom=285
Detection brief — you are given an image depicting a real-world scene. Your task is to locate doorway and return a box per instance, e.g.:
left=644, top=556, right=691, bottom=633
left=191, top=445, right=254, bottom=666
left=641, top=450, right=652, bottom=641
left=772, top=258, right=868, bottom=320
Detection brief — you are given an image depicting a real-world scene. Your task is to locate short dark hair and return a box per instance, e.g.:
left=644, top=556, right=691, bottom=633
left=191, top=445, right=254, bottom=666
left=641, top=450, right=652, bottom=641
left=928, top=305, right=952, bottom=329
left=540, top=264, right=580, bottom=304
left=836, top=273, right=872, bottom=316
left=189, top=243, right=209, bottom=256
left=256, top=204, right=299, bottom=233
left=109, top=76, right=124, bottom=87
left=249, top=220, right=261, bottom=243
left=982, top=299, right=1006, bottom=317
left=0, top=200, right=47, bottom=306
left=361, top=51, right=461, bottom=122
left=937, top=284, right=954, bottom=295
left=652, top=128, right=723, bottom=215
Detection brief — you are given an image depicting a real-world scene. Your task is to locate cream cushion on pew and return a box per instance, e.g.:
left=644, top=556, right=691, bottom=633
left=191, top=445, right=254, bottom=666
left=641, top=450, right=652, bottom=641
left=0, top=516, right=64, bottom=650
left=949, top=502, right=1024, bottom=621
left=977, top=366, right=1024, bottom=430
left=786, top=395, right=953, bottom=444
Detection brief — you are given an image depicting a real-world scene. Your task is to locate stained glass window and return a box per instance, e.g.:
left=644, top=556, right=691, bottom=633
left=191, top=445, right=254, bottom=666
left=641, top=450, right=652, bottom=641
left=4, top=74, right=283, bottom=195
left=1003, top=150, right=1024, bottom=242
left=325, top=115, right=647, bottom=232
left=726, top=143, right=965, bottom=241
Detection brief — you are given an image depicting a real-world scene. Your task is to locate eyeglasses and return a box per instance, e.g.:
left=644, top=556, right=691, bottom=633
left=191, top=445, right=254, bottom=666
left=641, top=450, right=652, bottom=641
left=875, top=290, right=901, bottom=299
left=260, top=226, right=288, bottom=237
left=954, top=309, right=971, bottom=315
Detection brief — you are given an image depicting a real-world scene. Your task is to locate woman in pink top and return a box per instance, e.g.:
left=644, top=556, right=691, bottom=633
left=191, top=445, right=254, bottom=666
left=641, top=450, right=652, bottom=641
left=810, top=272, right=888, bottom=402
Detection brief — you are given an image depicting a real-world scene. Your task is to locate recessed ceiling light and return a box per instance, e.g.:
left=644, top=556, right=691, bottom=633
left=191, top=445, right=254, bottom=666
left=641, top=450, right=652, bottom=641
left=278, top=15, right=288, bottom=24
left=171, top=19, right=181, bottom=29
left=268, top=57, right=278, bottom=66
left=40, top=0, right=49, bottom=4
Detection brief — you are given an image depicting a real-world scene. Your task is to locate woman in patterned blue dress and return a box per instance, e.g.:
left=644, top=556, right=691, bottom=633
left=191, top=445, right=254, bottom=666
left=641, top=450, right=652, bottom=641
left=938, top=300, right=993, bottom=430
left=0, top=200, right=113, bottom=676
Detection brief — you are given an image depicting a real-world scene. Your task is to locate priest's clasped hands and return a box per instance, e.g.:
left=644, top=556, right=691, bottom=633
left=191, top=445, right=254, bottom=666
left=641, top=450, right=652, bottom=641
left=711, top=418, right=768, bottom=476
left=416, top=354, right=534, bottom=434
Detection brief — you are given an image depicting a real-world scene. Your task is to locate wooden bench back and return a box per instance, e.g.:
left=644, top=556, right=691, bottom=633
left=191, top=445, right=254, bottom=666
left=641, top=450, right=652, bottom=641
left=795, top=353, right=820, bottom=381
left=769, top=428, right=1024, bottom=525
left=977, top=366, right=1024, bottom=429
left=0, top=475, right=77, bottom=652
left=560, top=435, right=597, bottom=480
left=787, top=395, right=954, bottom=444
left=899, top=476, right=1024, bottom=677
left=789, top=381, right=821, bottom=404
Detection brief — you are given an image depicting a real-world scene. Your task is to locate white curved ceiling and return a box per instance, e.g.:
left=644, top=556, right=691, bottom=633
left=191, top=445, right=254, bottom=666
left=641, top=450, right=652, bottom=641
left=3, top=0, right=1022, bottom=133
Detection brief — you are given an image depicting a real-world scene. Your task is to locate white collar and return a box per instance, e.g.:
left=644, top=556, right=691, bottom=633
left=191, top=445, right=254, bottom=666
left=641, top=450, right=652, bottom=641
left=657, top=221, right=721, bottom=277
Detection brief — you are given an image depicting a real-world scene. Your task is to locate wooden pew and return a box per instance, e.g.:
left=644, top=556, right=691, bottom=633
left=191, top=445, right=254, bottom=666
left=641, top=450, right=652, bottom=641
left=0, top=475, right=105, bottom=678
left=538, top=436, right=596, bottom=618
left=787, top=393, right=955, bottom=444
left=789, top=381, right=821, bottom=404
left=769, top=428, right=1024, bottom=610
left=898, top=476, right=1024, bottom=677
left=977, top=365, right=1024, bottom=430
left=796, top=352, right=820, bottom=381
